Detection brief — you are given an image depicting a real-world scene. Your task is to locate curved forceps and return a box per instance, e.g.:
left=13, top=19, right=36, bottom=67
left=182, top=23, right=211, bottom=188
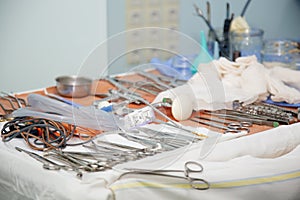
left=120, top=161, right=210, bottom=190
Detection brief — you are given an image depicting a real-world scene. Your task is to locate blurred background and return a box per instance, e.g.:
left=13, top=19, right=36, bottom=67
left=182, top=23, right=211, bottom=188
left=1, top=0, right=299, bottom=92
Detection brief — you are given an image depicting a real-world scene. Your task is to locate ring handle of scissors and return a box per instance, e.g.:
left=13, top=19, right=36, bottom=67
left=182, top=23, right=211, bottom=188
left=240, top=121, right=252, bottom=127
left=227, top=122, right=242, bottom=129
left=188, top=177, right=210, bottom=190
left=224, top=129, right=242, bottom=134
left=184, top=161, right=204, bottom=176
left=227, top=122, right=252, bottom=129
left=184, top=161, right=209, bottom=190
left=234, top=126, right=250, bottom=133
left=224, top=127, right=249, bottom=134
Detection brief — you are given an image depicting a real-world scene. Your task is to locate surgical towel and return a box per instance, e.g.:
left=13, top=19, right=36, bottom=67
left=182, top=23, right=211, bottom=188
left=110, top=122, right=300, bottom=200
left=153, top=56, right=300, bottom=111
left=1, top=120, right=300, bottom=200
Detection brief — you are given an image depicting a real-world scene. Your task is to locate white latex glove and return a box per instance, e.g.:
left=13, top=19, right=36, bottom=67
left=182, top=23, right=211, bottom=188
left=214, top=57, right=246, bottom=78
left=267, top=70, right=300, bottom=104
left=270, top=66, right=300, bottom=91
left=152, top=61, right=257, bottom=114
left=240, top=61, right=269, bottom=100
left=215, top=56, right=300, bottom=103
left=152, top=56, right=300, bottom=117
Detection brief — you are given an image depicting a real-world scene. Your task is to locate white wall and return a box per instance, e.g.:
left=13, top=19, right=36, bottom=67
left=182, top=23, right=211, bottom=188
left=0, top=0, right=107, bottom=92
left=179, top=0, right=300, bottom=41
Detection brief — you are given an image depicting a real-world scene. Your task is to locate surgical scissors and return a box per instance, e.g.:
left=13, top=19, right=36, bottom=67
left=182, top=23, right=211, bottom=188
left=190, top=116, right=250, bottom=134
left=195, top=116, right=252, bottom=129
left=118, top=161, right=210, bottom=190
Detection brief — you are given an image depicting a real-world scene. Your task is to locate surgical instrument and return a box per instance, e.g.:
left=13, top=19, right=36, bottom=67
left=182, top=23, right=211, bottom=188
left=234, top=100, right=298, bottom=119
left=193, top=3, right=229, bottom=58
left=137, top=126, right=199, bottom=144
left=190, top=117, right=250, bottom=134
left=154, top=119, right=208, bottom=139
left=59, top=151, right=125, bottom=169
left=0, top=103, right=14, bottom=120
left=241, top=0, right=252, bottom=17
left=0, top=91, right=26, bottom=118
left=96, top=139, right=145, bottom=152
left=15, top=147, right=83, bottom=178
left=206, top=1, right=213, bottom=40
left=85, top=138, right=157, bottom=159
left=222, top=2, right=232, bottom=57
left=132, top=127, right=193, bottom=149
left=0, top=96, right=20, bottom=111
left=146, top=71, right=187, bottom=87
left=118, top=161, right=210, bottom=190
left=194, top=116, right=252, bottom=129
left=44, top=149, right=107, bottom=172
left=202, top=110, right=280, bottom=127
left=114, top=79, right=161, bottom=95
left=220, top=109, right=289, bottom=125
left=1, top=91, right=27, bottom=108
left=136, top=70, right=172, bottom=90
left=118, top=132, right=165, bottom=151
left=135, top=127, right=194, bottom=149
left=81, top=145, right=137, bottom=163
left=103, top=76, right=142, bottom=99
left=15, top=147, right=61, bottom=170
left=193, top=3, right=220, bottom=44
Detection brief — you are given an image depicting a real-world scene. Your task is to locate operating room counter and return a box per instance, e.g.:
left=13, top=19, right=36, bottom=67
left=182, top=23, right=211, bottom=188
left=1, top=69, right=300, bottom=200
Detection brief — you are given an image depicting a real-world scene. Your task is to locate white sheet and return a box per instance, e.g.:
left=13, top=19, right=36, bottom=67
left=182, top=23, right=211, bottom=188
left=1, top=122, right=300, bottom=200
left=110, top=123, right=300, bottom=199
left=0, top=140, right=113, bottom=200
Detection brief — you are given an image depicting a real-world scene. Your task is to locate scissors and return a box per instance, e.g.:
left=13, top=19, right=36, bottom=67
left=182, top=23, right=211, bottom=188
left=118, top=161, right=210, bottom=190
left=191, top=116, right=252, bottom=134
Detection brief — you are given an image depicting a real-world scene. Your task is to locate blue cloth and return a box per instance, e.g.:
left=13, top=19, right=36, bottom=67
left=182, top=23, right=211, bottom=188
left=150, top=56, right=194, bottom=81
left=264, top=96, right=300, bottom=108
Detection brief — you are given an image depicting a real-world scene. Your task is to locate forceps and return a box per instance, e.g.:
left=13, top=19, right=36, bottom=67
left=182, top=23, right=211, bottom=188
left=114, top=79, right=161, bottom=95
left=118, top=161, right=210, bottom=190
left=15, top=147, right=83, bottom=178
left=15, top=147, right=61, bottom=170
left=136, top=70, right=172, bottom=90
left=190, top=116, right=250, bottom=134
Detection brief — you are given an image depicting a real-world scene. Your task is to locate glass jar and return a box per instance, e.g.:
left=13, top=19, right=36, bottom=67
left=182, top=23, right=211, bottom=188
left=262, top=39, right=298, bottom=69
left=230, top=28, right=264, bottom=62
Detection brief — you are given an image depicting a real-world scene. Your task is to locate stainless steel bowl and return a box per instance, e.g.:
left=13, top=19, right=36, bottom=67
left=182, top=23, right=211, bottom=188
left=55, top=75, right=92, bottom=98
